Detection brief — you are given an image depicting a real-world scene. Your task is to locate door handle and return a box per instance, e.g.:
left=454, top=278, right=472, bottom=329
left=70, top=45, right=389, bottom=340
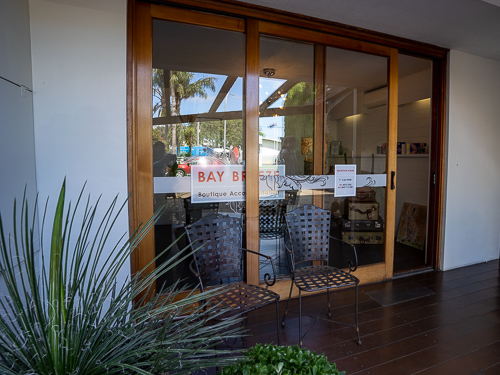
left=391, top=171, right=396, bottom=190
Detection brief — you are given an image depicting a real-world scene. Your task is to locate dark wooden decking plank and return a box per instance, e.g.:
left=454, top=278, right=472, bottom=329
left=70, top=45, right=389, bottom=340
left=332, top=309, right=500, bottom=373
left=350, top=322, right=500, bottom=375
left=240, top=260, right=500, bottom=375
left=417, top=340, right=500, bottom=374
left=259, top=288, right=500, bottom=361
left=311, top=284, right=500, bottom=350
left=310, top=298, right=498, bottom=352
left=480, top=361, right=500, bottom=375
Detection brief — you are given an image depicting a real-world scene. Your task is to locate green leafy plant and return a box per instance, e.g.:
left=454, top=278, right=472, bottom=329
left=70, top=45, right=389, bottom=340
left=0, top=180, right=243, bottom=374
left=218, top=344, right=345, bottom=375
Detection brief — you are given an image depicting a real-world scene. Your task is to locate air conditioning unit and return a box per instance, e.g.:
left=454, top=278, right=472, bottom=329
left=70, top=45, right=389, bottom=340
left=364, top=87, right=387, bottom=108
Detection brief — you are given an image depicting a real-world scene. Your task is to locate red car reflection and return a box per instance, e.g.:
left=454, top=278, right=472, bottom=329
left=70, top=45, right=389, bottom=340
left=175, top=156, right=226, bottom=177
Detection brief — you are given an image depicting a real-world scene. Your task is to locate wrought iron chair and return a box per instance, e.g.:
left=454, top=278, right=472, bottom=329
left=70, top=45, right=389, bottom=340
left=259, top=199, right=287, bottom=239
left=259, top=199, right=288, bottom=272
left=185, top=213, right=281, bottom=344
left=281, top=204, right=361, bottom=347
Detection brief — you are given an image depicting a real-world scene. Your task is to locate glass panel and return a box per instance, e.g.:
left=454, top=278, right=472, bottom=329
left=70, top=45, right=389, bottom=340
left=152, top=20, right=245, bottom=290
left=394, top=54, right=432, bottom=272
left=259, top=37, right=315, bottom=277
left=325, top=47, right=388, bottom=268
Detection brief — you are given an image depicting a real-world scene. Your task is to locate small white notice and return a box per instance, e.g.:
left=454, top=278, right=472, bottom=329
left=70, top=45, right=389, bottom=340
left=334, top=164, right=357, bottom=197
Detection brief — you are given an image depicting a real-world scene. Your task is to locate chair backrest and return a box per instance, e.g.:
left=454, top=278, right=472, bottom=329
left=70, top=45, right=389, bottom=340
left=185, top=213, right=244, bottom=285
left=259, top=199, right=287, bottom=239
left=285, top=204, right=331, bottom=264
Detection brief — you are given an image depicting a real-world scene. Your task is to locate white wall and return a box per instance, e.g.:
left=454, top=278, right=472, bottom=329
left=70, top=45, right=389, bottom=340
left=442, top=50, right=500, bottom=269
left=0, top=0, right=38, bottom=293
left=29, top=0, right=130, bottom=277
left=0, top=0, right=37, bottom=222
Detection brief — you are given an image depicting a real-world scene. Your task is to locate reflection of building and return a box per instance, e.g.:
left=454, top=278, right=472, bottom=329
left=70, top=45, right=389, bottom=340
left=259, top=137, right=281, bottom=166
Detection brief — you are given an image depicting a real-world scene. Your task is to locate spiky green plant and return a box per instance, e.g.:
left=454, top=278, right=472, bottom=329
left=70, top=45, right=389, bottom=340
left=0, top=180, right=243, bottom=374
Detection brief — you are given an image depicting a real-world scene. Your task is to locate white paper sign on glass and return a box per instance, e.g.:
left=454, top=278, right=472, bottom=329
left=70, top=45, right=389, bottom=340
left=334, top=164, right=357, bottom=197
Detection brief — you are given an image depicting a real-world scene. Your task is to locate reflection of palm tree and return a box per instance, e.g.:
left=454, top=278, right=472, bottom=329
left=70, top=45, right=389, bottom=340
left=153, top=69, right=216, bottom=153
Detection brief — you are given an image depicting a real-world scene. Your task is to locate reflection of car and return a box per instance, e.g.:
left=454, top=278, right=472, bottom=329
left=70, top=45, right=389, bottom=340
left=176, top=156, right=226, bottom=177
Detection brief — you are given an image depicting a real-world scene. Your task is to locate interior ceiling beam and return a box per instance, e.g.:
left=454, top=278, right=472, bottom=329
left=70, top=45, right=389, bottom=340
left=259, top=80, right=298, bottom=112
left=208, top=76, right=238, bottom=113
left=152, top=104, right=314, bottom=125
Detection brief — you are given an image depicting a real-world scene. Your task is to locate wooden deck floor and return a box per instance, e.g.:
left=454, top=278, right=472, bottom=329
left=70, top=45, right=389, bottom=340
left=241, top=260, right=500, bottom=375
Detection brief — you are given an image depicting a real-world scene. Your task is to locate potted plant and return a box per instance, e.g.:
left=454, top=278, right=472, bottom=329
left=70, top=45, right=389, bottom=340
left=0, top=180, right=243, bottom=374
left=218, top=344, right=345, bottom=375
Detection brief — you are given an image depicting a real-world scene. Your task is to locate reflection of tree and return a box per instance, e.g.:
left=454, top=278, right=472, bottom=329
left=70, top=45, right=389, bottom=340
left=284, top=82, right=315, bottom=153
left=153, top=69, right=216, bottom=153
left=183, top=124, right=196, bottom=156
left=223, top=119, right=243, bottom=149
left=152, top=126, right=166, bottom=145
left=199, top=120, right=222, bottom=147
left=196, top=119, right=243, bottom=150
left=280, top=82, right=314, bottom=174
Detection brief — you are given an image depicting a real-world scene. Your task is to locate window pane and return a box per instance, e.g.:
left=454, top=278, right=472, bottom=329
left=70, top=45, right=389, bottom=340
left=394, top=54, right=432, bottom=272
left=259, top=37, right=315, bottom=277
left=326, top=47, right=388, bottom=268
left=152, top=20, right=245, bottom=290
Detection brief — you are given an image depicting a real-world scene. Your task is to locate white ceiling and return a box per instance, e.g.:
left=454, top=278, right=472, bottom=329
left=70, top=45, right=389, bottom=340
left=237, top=0, right=500, bottom=61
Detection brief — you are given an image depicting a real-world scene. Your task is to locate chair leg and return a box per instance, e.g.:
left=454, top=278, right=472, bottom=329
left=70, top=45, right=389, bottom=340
left=281, top=281, right=294, bottom=327
left=299, top=289, right=303, bottom=348
left=355, top=283, right=362, bottom=345
left=275, top=300, right=280, bottom=345
left=326, top=288, right=331, bottom=318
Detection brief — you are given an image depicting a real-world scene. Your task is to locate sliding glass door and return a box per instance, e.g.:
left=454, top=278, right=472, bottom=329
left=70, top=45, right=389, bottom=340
left=258, top=36, right=315, bottom=278
left=324, top=46, right=389, bottom=269
left=129, top=2, right=445, bottom=295
left=151, top=18, right=246, bottom=290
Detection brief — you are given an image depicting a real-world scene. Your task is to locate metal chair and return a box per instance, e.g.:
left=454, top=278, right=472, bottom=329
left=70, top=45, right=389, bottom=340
left=185, top=213, right=281, bottom=344
left=281, top=204, right=361, bottom=347
left=259, top=199, right=287, bottom=239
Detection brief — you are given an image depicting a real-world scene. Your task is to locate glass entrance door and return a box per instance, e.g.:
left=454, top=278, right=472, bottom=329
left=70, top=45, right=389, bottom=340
left=393, top=54, right=433, bottom=272
left=255, top=27, right=399, bottom=285
left=151, top=18, right=246, bottom=290
left=130, top=3, right=403, bottom=292
left=258, top=36, right=315, bottom=278
left=325, top=46, right=389, bottom=269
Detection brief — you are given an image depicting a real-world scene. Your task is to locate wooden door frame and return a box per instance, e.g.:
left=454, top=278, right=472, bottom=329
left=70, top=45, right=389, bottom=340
left=255, top=21, right=399, bottom=289
left=127, top=0, right=448, bottom=297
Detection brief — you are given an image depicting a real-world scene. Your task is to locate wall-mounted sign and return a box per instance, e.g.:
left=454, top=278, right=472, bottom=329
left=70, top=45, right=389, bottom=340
left=334, top=164, right=357, bottom=197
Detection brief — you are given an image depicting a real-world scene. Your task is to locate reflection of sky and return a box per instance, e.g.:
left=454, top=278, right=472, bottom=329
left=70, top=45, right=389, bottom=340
left=259, top=77, right=286, bottom=140
left=179, top=73, right=244, bottom=115
left=153, top=72, right=287, bottom=140
left=259, top=77, right=287, bottom=108
left=261, top=117, right=284, bottom=141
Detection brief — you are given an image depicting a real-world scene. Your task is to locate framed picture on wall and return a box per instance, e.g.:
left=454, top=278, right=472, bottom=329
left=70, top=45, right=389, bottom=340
left=396, top=202, right=427, bottom=250
left=330, top=141, right=341, bottom=155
